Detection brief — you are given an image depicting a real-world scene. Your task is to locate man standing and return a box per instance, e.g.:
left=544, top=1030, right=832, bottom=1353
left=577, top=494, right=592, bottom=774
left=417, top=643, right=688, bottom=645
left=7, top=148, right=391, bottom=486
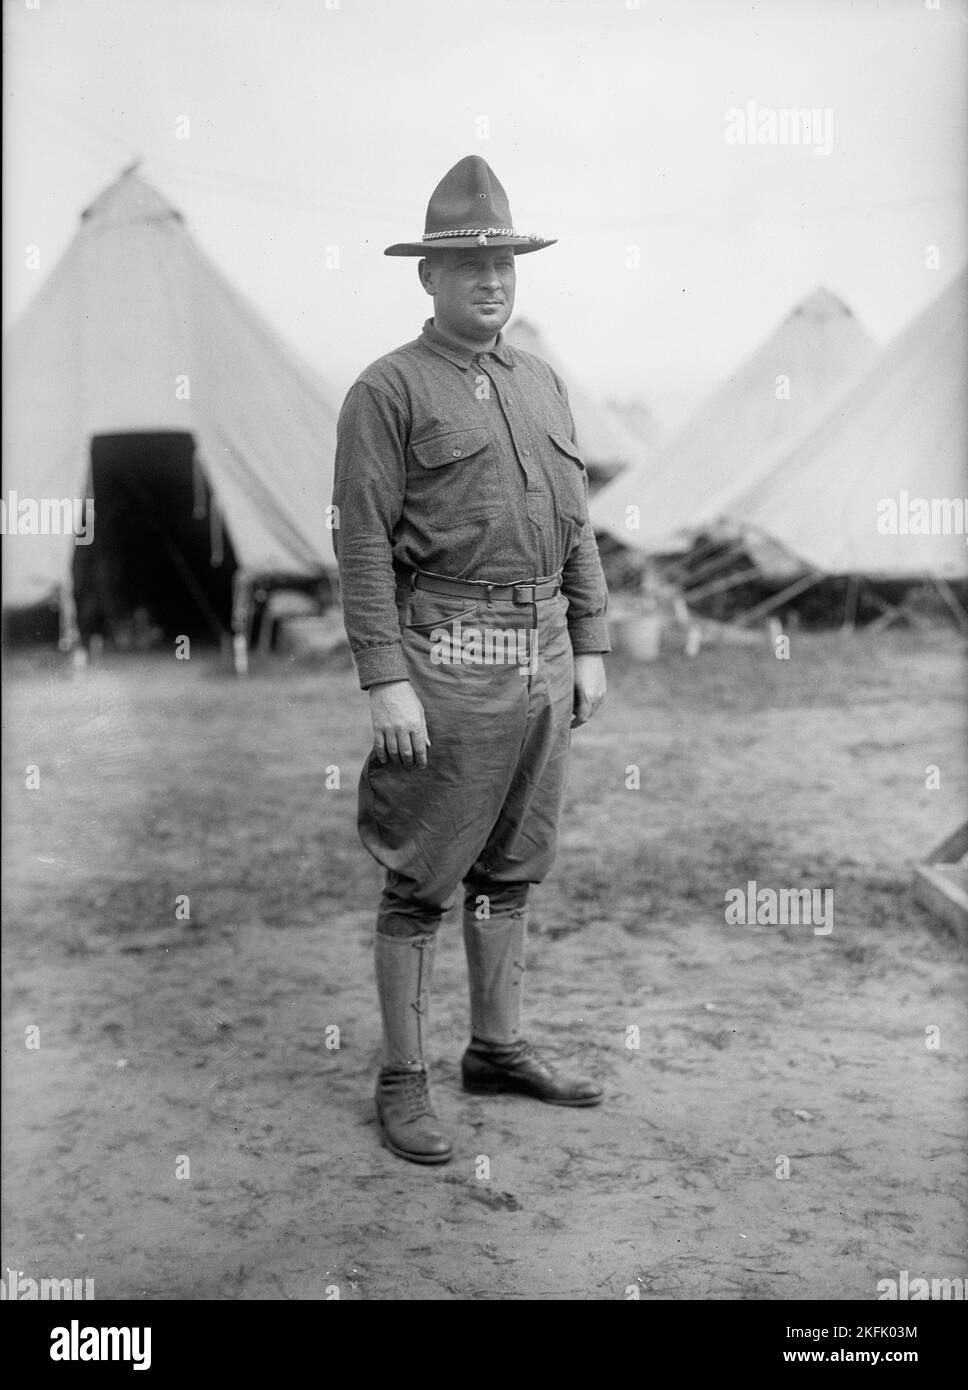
left=333, top=156, right=609, bottom=1165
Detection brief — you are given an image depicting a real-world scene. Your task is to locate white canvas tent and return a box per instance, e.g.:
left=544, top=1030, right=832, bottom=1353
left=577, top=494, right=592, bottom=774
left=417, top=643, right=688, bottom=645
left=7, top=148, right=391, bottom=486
left=2, top=168, right=340, bottom=645
left=590, top=288, right=877, bottom=552
left=504, top=318, right=649, bottom=484
left=717, top=269, right=968, bottom=580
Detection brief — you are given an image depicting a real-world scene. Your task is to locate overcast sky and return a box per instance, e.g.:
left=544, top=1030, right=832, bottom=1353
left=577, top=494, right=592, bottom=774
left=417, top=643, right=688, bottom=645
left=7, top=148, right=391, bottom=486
left=4, top=0, right=966, bottom=427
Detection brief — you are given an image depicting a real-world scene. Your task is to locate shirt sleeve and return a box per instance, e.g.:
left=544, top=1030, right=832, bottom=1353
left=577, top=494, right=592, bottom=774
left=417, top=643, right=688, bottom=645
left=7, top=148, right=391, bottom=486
left=551, top=372, right=611, bottom=655
left=332, top=381, right=411, bottom=689
left=562, top=519, right=612, bottom=654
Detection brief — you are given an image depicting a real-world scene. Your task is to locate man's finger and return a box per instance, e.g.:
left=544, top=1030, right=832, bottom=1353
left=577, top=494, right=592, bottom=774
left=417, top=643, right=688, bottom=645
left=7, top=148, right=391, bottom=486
left=397, top=729, right=416, bottom=765
left=411, top=728, right=430, bottom=769
left=372, top=730, right=389, bottom=764
left=571, top=694, right=591, bottom=729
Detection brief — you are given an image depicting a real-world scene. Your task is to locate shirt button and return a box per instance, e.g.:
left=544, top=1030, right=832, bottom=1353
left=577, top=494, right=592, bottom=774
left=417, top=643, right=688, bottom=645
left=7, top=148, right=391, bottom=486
left=481, top=354, right=490, bottom=362
left=452, top=448, right=462, bottom=457
left=522, top=447, right=531, bottom=457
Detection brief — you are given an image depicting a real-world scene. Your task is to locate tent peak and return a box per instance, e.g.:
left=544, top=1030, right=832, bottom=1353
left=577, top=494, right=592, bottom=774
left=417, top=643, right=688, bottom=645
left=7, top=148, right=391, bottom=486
left=81, top=168, right=184, bottom=229
left=792, top=287, right=855, bottom=322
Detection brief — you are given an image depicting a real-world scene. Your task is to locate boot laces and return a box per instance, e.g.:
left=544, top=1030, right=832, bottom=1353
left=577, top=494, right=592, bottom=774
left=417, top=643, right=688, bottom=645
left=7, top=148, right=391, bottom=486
left=394, top=1071, right=435, bottom=1121
left=516, top=1040, right=554, bottom=1073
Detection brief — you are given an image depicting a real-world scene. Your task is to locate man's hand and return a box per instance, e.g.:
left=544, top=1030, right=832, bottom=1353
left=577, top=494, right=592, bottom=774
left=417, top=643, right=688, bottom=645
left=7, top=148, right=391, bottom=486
left=369, top=680, right=432, bottom=768
left=571, top=653, right=607, bottom=729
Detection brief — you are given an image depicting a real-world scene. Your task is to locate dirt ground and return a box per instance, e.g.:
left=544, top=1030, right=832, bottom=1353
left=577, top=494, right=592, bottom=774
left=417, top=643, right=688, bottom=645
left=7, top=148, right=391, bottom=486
left=2, top=630, right=966, bottom=1301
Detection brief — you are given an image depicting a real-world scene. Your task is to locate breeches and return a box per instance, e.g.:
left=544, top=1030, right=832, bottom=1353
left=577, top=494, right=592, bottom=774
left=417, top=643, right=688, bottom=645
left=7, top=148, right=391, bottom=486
left=358, top=587, right=575, bottom=937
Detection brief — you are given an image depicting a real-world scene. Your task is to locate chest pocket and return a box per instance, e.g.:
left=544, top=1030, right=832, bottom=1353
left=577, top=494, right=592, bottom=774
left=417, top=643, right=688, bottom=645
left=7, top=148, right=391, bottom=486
left=547, top=431, right=588, bottom=525
left=409, top=427, right=498, bottom=520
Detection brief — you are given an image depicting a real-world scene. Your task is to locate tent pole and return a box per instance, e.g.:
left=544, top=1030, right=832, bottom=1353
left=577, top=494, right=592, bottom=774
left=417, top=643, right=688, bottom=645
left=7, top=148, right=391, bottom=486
left=679, top=545, right=748, bottom=591
left=683, top=565, right=762, bottom=605
left=209, top=499, right=225, bottom=568
left=933, top=577, right=968, bottom=634
left=231, top=571, right=252, bottom=677
left=192, top=454, right=208, bottom=520
left=59, top=581, right=81, bottom=661
left=665, top=535, right=728, bottom=578
left=865, top=600, right=908, bottom=635
left=841, top=575, right=861, bottom=632
left=734, top=571, right=824, bottom=628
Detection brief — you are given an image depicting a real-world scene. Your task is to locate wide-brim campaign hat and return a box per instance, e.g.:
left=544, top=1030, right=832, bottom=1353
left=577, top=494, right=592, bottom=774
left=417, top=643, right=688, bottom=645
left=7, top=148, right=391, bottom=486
left=384, top=155, right=556, bottom=256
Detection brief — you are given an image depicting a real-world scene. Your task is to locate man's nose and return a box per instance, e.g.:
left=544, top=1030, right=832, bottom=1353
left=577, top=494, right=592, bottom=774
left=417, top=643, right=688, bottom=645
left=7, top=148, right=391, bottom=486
left=477, top=264, right=502, bottom=288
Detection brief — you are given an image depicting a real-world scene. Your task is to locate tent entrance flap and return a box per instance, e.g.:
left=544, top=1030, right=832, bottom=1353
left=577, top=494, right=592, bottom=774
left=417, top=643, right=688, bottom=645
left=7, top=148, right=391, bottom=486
left=73, top=432, right=238, bottom=648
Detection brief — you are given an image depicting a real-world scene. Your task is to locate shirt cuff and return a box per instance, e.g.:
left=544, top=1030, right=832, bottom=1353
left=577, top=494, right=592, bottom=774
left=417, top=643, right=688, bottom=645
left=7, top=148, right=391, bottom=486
left=568, top=616, right=611, bottom=654
left=354, top=642, right=410, bottom=689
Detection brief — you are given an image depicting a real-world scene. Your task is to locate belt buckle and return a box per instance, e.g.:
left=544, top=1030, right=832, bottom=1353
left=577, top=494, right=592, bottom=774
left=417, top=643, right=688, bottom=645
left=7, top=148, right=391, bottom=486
left=512, top=582, right=535, bottom=605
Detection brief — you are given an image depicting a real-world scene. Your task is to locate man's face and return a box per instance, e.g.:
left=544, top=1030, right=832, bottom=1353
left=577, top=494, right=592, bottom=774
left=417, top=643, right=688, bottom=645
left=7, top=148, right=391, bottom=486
left=419, top=248, right=516, bottom=344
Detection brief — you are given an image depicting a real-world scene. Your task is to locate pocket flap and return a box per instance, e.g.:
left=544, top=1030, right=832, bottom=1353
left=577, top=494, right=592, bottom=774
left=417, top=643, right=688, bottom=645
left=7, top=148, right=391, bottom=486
left=412, top=428, right=491, bottom=470
left=547, top=431, right=586, bottom=467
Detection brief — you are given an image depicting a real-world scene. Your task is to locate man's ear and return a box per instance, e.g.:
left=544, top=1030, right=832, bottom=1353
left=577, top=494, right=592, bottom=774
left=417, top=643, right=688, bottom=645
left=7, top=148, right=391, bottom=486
left=418, top=257, right=435, bottom=296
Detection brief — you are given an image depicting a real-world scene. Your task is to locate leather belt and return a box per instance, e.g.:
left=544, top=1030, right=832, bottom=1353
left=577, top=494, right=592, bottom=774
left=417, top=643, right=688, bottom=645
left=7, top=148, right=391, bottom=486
left=409, top=568, right=562, bottom=604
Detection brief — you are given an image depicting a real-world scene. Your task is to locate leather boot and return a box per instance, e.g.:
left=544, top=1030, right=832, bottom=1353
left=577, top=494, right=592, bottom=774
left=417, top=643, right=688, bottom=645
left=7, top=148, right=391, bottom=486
left=461, top=908, right=603, bottom=1107
left=374, top=932, right=453, bottom=1164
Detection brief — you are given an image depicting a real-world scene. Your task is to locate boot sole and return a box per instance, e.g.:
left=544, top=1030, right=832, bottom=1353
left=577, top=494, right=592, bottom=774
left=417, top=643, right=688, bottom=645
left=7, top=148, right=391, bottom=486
left=378, top=1118, right=453, bottom=1165
left=462, top=1077, right=603, bottom=1106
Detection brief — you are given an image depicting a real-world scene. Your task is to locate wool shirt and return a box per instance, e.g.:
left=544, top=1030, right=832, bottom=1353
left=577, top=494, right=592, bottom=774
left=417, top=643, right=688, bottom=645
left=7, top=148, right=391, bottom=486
left=333, top=318, right=611, bottom=688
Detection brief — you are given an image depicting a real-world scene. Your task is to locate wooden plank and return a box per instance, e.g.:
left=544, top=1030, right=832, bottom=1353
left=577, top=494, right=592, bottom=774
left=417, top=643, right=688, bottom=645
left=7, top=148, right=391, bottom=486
left=922, top=820, right=968, bottom=866
left=913, top=863, right=968, bottom=944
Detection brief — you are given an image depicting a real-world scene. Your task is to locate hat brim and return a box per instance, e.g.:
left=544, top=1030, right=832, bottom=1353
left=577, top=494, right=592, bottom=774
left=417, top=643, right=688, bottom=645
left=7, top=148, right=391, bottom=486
left=384, top=235, right=556, bottom=257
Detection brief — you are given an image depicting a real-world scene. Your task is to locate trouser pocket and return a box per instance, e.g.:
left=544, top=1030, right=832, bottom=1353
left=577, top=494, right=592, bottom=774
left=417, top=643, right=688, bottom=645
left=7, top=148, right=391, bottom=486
left=402, top=599, right=481, bottom=631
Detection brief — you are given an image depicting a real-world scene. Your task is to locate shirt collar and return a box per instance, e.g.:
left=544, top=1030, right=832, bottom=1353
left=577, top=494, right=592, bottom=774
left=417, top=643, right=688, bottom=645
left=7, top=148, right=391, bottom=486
left=420, top=318, right=515, bottom=370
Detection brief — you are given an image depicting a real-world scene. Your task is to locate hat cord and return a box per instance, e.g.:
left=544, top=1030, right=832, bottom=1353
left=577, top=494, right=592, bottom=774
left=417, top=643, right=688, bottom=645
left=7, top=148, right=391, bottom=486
left=422, top=227, right=517, bottom=240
